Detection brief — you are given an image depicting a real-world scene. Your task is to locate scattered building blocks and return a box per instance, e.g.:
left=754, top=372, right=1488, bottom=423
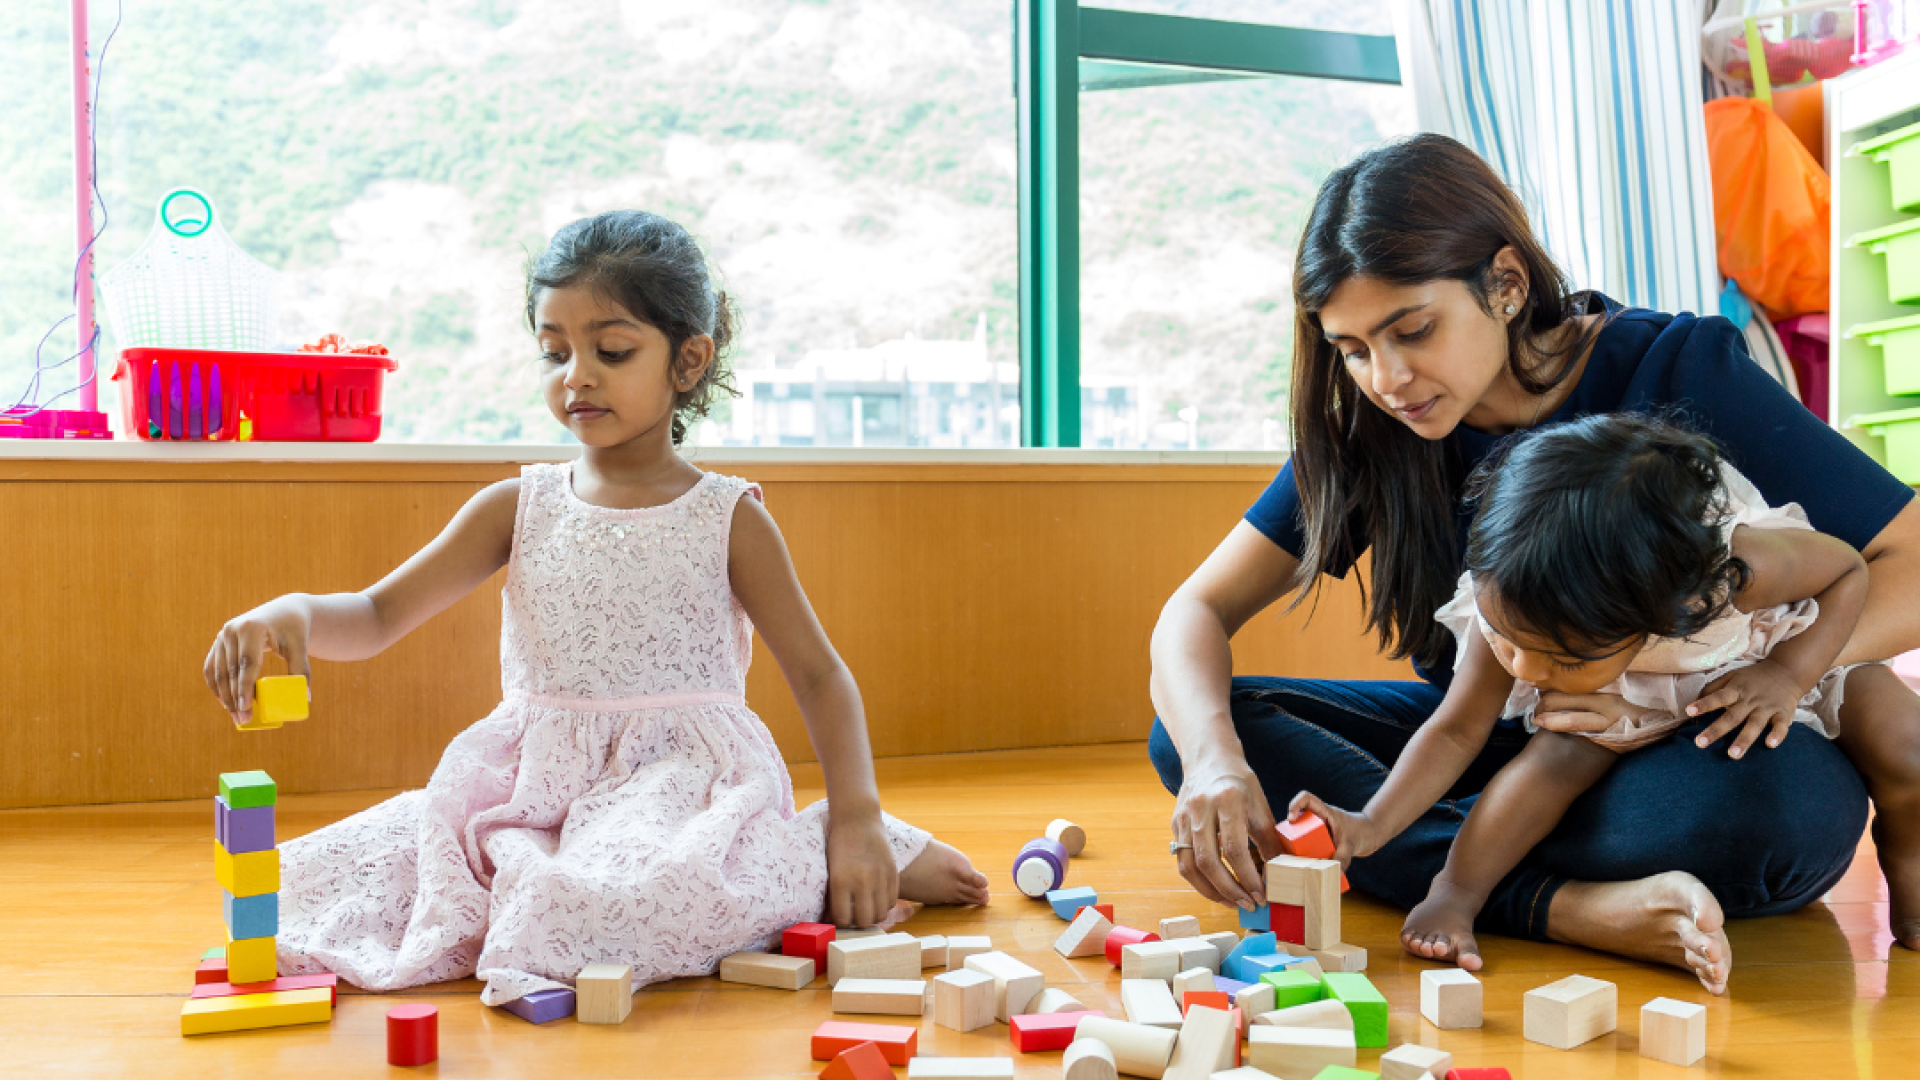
left=1293, top=942, right=1367, bottom=973
left=253, top=676, right=309, bottom=724
left=909, top=1058, right=1017, bottom=1079
left=1419, top=969, right=1481, bottom=1029
left=190, top=974, right=337, bottom=1004
left=1183, top=989, right=1230, bottom=1013
left=1322, top=973, right=1388, bottom=1048
left=1105, top=926, right=1161, bottom=967
left=1201, top=930, right=1240, bottom=958
left=218, top=770, right=277, bottom=809
left=225, top=934, right=276, bottom=985
left=1049, top=886, right=1100, bottom=921
left=1522, top=974, right=1617, bottom=1050
left=1164, top=1003, right=1236, bottom=1080
left=720, top=951, right=815, bottom=990
left=1640, top=997, right=1706, bottom=1067
left=934, top=969, right=997, bottom=1033
left=1158, top=916, right=1202, bottom=940
left=576, top=962, right=632, bottom=1024
left=920, top=935, right=949, bottom=969
left=1122, top=940, right=1185, bottom=982
left=1213, top=975, right=1251, bottom=996
left=501, top=986, right=574, bottom=1024
left=1266, top=856, right=1341, bottom=949
left=213, top=797, right=275, bottom=855
left=386, top=1004, right=438, bottom=1066
left=946, top=935, right=993, bottom=967
left=828, top=933, right=921, bottom=987
left=1233, top=980, right=1277, bottom=1018
left=1173, top=937, right=1221, bottom=974
left=1033, top=987, right=1091, bottom=1014
left=1279, top=956, right=1326, bottom=982
left=1262, top=969, right=1325, bottom=1009
left=811, top=1021, right=918, bottom=1065
left=1379, top=1043, right=1452, bottom=1080
left=1254, top=999, right=1352, bottom=1031
left=820, top=1040, right=896, bottom=1080
left=194, top=958, right=229, bottom=985
left=784, top=923, right=837, bottom=969
left=1222, top=932, right=1282, bottom=983
left=1046, top=818, right=1087, bottom=856
left=180, top=987, right=331, bottom=1036
left=1173, top=968, right=1217, bottom=999
left=1247, top=1025, right=1357, bottom=1078
left=1073, top=1016, right=1177, bottom=1079
left=1011, top=1009, right=1108, bottom=1052
left=1121, top=979, right=1184, bottom=1029
left=221, top=891, right=277, bottom=942
left=1064, top=1037, right=1119, bottom=1080
left=1235, top=952, right=1302, bottom=982
left=834, top=978, right=928, bottom=1016
left=1013, top=837, right=1070, bottom=898
left=964, top=951, right=1045, bottom=1021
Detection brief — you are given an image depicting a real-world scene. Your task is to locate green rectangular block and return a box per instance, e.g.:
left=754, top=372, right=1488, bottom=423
left=1322, top=972, right=1388, bottom=1048
left=218, top=770, right=277, bottom=809
left=201, top=945, right=227, bottom=961
left=1261, top=968, right=1324, bottom=1008
left=1311, top=1068, right=1379, bottom=1080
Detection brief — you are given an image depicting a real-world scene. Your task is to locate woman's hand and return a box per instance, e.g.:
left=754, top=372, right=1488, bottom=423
left=1172, top=762, right=1282, bottom=910
left=1286, top=792, right=1384, bottom=869
left=825, top=814, right=900, bottom=929
left=1688, top=660, right=1805, bottom=759
left=1534, top=691, right=1653, bottom=735
left=203, top=599, right=312, bottom=726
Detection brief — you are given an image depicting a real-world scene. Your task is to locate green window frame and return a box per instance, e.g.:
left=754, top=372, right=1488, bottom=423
left=1014, top=1, right=1401, bottom=446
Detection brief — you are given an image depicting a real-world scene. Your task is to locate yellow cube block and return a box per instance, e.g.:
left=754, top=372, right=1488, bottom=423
left=213, top=842, right=279, bottom=897
left=225, top=933, right=277, bottom=984
left=180, top=987, right=329, bottom=1035
left=253, top=676, right=308, bottom=723
left=234, top=715, right=283, bottom=732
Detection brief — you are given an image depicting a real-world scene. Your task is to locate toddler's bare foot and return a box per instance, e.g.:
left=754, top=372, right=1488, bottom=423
left=899, top=840, right=990, bottom=907
left=1401, top=879, right=1487, bottom=971
left=1871, top=804, right=1920, bottom=952
left=1547, top=870, right=1730, bottom=994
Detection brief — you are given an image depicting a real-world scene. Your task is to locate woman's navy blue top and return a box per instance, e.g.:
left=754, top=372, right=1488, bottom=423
left=1244, top=294, right=1914, bottom=685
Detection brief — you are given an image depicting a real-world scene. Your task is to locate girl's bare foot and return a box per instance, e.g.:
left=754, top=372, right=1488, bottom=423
left=1546, top=870, right=1731, bottom=994
left=899, top=840, right=990, bottom=907
left=1872, top=806, right=1920, bottom=952
left=1400, top=878, right=1488, bottom=971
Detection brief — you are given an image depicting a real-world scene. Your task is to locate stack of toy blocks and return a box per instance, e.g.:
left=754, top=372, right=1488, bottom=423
left=182, top=770, right=336, bottom=1035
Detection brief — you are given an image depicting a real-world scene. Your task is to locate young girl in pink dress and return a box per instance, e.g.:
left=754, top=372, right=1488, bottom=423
left=202, top=211, right=989, bottom=1007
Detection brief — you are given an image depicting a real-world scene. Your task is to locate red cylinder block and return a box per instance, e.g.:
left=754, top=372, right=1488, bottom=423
left=1103, top=925, right=1160, bottom=967
left=387, top=1004, right=439, bottom=1066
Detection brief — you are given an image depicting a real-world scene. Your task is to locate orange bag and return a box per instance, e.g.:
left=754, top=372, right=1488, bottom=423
left=1704, top=96, right=1831, bottom=318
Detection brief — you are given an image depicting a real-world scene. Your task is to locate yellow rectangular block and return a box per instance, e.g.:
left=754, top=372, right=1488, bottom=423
left=181, top=987, right=330, bottom=1035
left=213, top=842, right=279, bottom=897
left=225, top=934, right=277, bottom=984
left=253, top=676, right=309, bottom=723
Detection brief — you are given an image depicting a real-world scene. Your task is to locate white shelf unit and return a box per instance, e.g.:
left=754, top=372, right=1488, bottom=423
left=1827, top=47, right=1920, bottom=463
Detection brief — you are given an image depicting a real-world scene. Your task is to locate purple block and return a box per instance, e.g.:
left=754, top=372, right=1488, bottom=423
left=1012, top=836, right=1069, bottom=898
left=215, top=795, right=276, bottom=854
left=1213, top=976, right=1253, bottom=997
left=502, top=986, right=575, bottom=1024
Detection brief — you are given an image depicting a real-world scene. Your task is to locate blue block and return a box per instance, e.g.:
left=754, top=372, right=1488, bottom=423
left=1230, top=952, right=1305, bottom=982
left=1222, top=931, right=1294, bottom=984
left=1046, top=886, right=1098, bottom=921
left=221, top=890, right=278, bottom=940
left=502, top=986, right=575, bottom=1024
left=1213, top=976, right=1253, bottom=997
left=1239, top=903, right=1270, bottom=931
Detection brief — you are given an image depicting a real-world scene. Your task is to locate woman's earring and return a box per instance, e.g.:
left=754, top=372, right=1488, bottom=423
left=1504, top=304, right=1516, bottom=315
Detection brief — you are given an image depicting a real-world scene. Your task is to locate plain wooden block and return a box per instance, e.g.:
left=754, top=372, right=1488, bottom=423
left=179, top=987, right=331, bottom=1036
left=834, top=978, right=928, bottom=1016
left=909, top=1058, right=1017, bottom=1079
left=1158, top=916, right=1202, bottom=940
left=1265, top=856, right=1342, bottom=949
left=1033, top=987, right=1090, bottom=1013
left=1174, top=937, right=1221, bottom=974
left=1234, top=981, right=1277, bottom=1018
left=811, top=1022, right=919, bottom=1065
left=1295, top=943, right=1366, bottom=973
left=1164, top=1004, right=1237, bottom=1080
left=827, top=932, right=921, bottom=987
left=720, top=951, right=815, bottom=990
left=1254, top=999, right=1352, bottom=1031
left=1246, top=1026, right=1357, bottom=1079
left=934, top=969, right=997, bottom=1033
left=1173, top=968, right=1217, bottom=998
left=1122, top=978, right=1185, bottom=1029
left=1207, top=1070, right=1281, bottom=1080
left=1418, top=968, right=1481, bottom=1029
left=964, top=951, right=1045, bottom=1021
left=1064, top=1037, right=1120, bottom=1080
left=575, top=962, right=632, bottom=1024
left=1047, top=818, right=1088, bottom=855
left=1057, top=906, right=1115, bottom=959
left=1074, top=1017, right=1177, bottom=1079
left=1379, top=1042, right=1453, bottom=1080
left=920, top=935, right=949, bottom=969
left=821, top=1040, right=896, bottom=1080
left=1201, top=931, right=1240, bottom=959
left=946, top=935, right=993, bottom=966
left=1523, top=974, right=1617, bottom=1050
left=1639, top=997, right=1706, bottom=1066
left=1122, top=940, right=1185, bottom=982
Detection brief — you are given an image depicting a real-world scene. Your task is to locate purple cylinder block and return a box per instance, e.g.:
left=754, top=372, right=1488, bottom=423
left=1012, top=836, right=1069, bottom=898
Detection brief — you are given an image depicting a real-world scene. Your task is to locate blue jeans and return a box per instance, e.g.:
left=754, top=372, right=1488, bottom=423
left=1148, top=676, right=1868, bottom=940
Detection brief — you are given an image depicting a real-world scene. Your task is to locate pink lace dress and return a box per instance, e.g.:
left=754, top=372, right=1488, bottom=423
left=275, top=464, right=931, bottom=1005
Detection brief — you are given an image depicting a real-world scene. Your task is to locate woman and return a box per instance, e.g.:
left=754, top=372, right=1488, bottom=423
left=1148, top=134, right=1920, bottom=991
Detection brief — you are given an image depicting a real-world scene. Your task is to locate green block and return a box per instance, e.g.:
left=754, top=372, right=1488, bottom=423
left=1261, top=968, right=1324, bottom=1008
left=201, top=945, right=226, bottom=961
left=218, top=770, right=277, bottom=809
left=1311, top=1068, right=1379, bottom=1080
left=1322, top=972, right=1388, bottom=1048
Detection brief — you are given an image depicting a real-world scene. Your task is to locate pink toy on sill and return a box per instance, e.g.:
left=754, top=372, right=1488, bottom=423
left=0, top=406, right=111, bottom=439
left=1855, top=0, right=1918, bottom=67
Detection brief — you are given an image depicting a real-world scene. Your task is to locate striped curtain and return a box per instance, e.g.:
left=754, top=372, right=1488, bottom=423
left=1388, top=0, right=1721, bottom=317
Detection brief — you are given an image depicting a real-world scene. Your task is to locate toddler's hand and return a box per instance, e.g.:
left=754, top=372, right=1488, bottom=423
left=204, top=600, right=311, bottom=727
left=825, top=814, right=899, bottom=929
left=1689, top=659, right=1804, bottom=759
left=1535, top=691, right=1654, bottom=735
left=1286, top=792, right=1381, bottom=868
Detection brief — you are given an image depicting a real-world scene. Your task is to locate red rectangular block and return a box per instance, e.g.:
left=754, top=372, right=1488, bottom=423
left=811, top=1022, right=917, bottom=1065
left=1447, top=1070, right=1512, bottom=1080
left=785, top=922, right=836, bottom=969
left=190, top=973, right=340, bottom=1005
left=1272, top=902, right=1307, bottom=945
left=1010, top=1009, right=1107, bottom=1053
left=1183, top=991, right=1231, bottom=1013
left=193, top=959, right=229, bottom=985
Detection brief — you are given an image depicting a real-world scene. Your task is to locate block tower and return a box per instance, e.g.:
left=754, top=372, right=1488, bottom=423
left=182, top=769, right=336, bottom=1035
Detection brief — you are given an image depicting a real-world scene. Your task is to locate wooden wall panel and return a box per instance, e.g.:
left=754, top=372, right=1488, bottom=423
left=0, top=461, right=1406, bottom=808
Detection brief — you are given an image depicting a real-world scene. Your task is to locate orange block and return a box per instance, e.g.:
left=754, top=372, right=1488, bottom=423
left=1276, top=815, right=1349, bottom=892
left=811, top=1022, right=917, bottom=1065
left=819, top=1041, right=893, bottom=1080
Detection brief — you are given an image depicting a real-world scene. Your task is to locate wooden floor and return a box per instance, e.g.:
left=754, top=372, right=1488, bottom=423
left=2, top=743, right=1914, bottom=1078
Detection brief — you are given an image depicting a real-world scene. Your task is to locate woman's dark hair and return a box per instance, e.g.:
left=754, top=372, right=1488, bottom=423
left=525, top=211, right=737, bottom=445
left=1463, top=413, right=1749, bottom=658
left=1288, top=133, right=1604, bottom=669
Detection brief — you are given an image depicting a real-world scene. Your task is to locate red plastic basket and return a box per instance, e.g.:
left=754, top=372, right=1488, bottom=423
left=112, top=347, right=398, bottom=442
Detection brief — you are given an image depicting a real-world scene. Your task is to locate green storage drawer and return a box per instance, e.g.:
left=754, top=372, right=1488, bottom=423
left=1851, top=405, right=1920, bottom=484
left=1846, top=312, right=1920, bottom=396
left=1848, top=216, right=1920, bottom=305
left=1854, top=119, right=1920, bottom=214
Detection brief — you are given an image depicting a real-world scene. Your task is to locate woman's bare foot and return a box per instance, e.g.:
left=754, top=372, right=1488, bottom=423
left=1872, top=807, right=1920, bottom=952
left=1401, top=879, right=1488, bottom=971
left=1546, top=871, right=1731, bottom=994
left=899, top=840, right=990, bottom=907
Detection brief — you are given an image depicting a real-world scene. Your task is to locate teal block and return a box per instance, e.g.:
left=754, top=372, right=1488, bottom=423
left=1239, top=903, right=1269, bottom=931
left=1322, top=971, right=1388, bottom=1048
left=222, top=889, right=278, bottom=940
left=1046, top=885, right=1097, bottom=921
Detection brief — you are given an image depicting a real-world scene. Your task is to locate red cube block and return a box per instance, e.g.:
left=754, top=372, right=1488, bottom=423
left=1183, top=991, right=1231, bottom=1014
left=1104, top=926, right=1161, bottom=967
left=1010, top=1009, right=1107, bottom=1052
left=1272, top=902, right=1307, bottom=945
left=811, top=1022, right=917, bottom=1066
left=1447, top=1070, right=1512, bottom=1080
left=1276, top=815, right=1350, bottom=891
left=820, top=1041, right=893, bottom=1080
left=193, top=959, right=228, bottom=985
left=784, top=922, right=837, bottom=969
left=386, top=1004, right=438, bottom=1067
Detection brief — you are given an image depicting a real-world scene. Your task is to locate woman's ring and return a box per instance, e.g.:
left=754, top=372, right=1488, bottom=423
left=1169, top=841, right=1194, bottom=855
